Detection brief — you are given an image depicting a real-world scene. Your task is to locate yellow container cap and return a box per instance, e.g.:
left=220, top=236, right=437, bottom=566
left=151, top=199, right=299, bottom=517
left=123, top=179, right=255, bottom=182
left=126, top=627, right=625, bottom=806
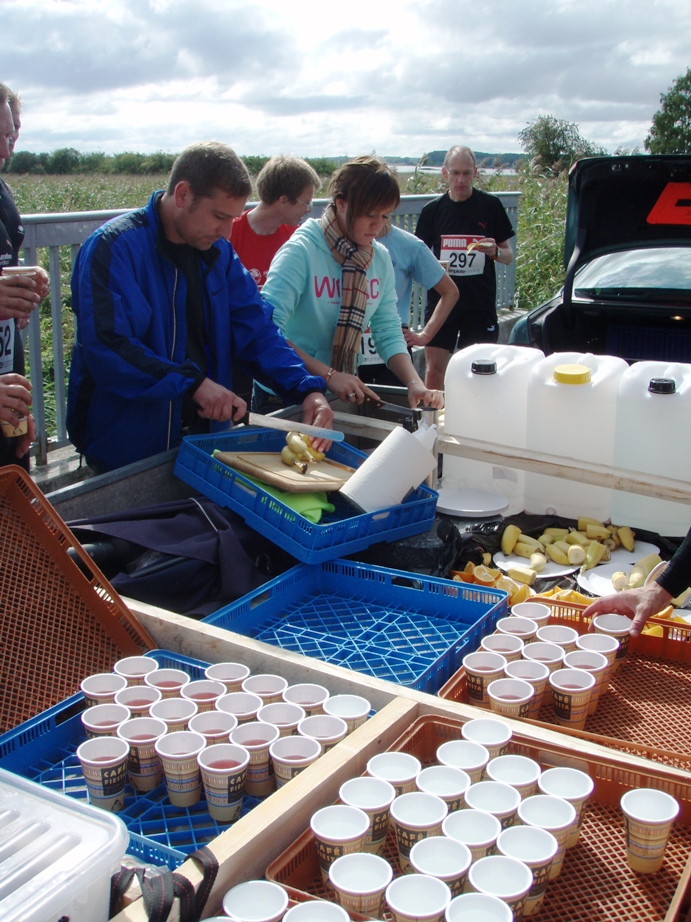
left=553, top=363, right=591, bottom=384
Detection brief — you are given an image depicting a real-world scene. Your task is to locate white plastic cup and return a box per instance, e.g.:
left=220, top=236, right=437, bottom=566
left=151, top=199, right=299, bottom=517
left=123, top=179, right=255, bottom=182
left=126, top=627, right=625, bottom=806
left=216, top=691, right=263, bottom=724
left=390, top=791, right=448, bottom=871
left=563, top=649, right=609, bottom=715
left=538, top=766, right=595, bottom=848
left=144, top=668, right=191, bottom=699
left=282, top=682, right=330, bottom=716
left=180, top=679, right=226, bottom=713
left=496, top=616, right=539, bottom=643
left=188, top=709, right=238, bottom=745
left=468, top=854, right=533, bottom=919
left=416, top=765, right=471, bottom=813
left=197, top=742, right=250, bottom=823
left=464, top=780, right=522, bottom=829
left=242, top=673, right=288, bottom=704
left=270, top=734, right=322, bottom=788
left=386, top=873, right=451, bottom=922
left=518, top=793, right=577, bottom=879
left=575, top=633, right=619, bottom=693
left=367, top=751, right=422, bottom=796
left=522, top=640, right=565, bottom=673
left=149, top=696, right=198, bottom=733
left=76, top=735, right=129, bottom=811
left=592, top=613, right=633, bottom=671
left=297, top=714, right=348, bottom=753
left=283, top=903, right=349, bottom=922
left=442, top=808, right=502, bottom=862
left=410, top=835, right=472, bottom=897
left=113, top=655, right=158, bottom=687
left=496, top=824, right=558, bottom=916
left=257, top=701, right=306, bottom=737
left=222, top=880, right=288, bottom=922
left=463, top=651, right=508, bottom=708
left=80, top=672, right=128, bottom=707
left=204, top=661, right=250, bottom=693
left=436, top=740, right=490, bottom=784
left=339, top=775, right=396, bottom=854
left=511, top=601, right=551, bottom=626
left=229, top=720, right=280, bottom=797
left=445, top=892, right=513, bottom=921
left=310, top=804, right=370, bottom=883
left=503, top=659, right=550, bottom=719
left=487, top=677, right=534, bottom=720
left=116, top=716, right=167, bottom=792
left=486, top=754, right=542, bottom=799
left=481, top=633, right=525, bottom=663
left=328, top=851, right=393, bottom=917
left=548, top=667, right=596, bottom=730
left=114, top=684, right=162, bottom=719
left=323, top=694, right=371, bottom=733
left=535, top=624, right=579, bottom=654
left=461, top=718, right=512, bottom=760
left=154, top=729, right=207, bottom=807
left=81, top=702, right=131, bottom=739
left=620, top=787, right=680, bottom=873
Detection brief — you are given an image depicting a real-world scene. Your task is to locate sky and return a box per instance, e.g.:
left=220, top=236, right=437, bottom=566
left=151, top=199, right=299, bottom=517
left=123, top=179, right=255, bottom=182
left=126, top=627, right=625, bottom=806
left=2, top=0, right=690, bottom=160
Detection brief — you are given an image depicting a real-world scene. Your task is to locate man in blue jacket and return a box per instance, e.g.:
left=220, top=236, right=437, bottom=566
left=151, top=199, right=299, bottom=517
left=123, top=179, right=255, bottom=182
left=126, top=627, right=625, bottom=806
left=67, top=142, right=332, bottom=473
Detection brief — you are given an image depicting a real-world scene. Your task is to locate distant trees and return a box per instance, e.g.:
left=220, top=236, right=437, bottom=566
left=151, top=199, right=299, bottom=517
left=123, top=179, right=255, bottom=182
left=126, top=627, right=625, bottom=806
left=645, top=67, right=691, bottom=154
left=518, top=115, right=606, bottom=173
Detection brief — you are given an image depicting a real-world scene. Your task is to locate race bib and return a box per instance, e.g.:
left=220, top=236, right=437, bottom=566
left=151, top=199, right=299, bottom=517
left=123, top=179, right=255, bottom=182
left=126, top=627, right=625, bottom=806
left=440, top=235, right=485, bottom=277
left=0, top=319, right=14, bottom=375
left=359, top=326, right=384, bottom=366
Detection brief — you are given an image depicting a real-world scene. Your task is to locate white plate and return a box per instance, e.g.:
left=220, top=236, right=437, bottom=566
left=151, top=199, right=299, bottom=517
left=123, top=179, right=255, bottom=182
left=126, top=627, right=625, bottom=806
left=576, top=561, right=633, bottom=597
left=435, top=486, right=510, bottom=518
left=493, top=551, right=578, bottom=579
left=608, top=540, right=660, bottom=565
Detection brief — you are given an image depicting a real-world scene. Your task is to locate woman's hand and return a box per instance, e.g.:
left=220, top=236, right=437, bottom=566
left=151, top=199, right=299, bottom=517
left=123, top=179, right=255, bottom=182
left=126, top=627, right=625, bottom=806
left=407, top=380, right=444, bottom=410
left=583, top=582, right=673, bottom=638
left=300, top=392, right=334, bottom=452
left=0, top=372, right=33, bottom=424
left=327, top=370, right=381, bottom=405
left=0, top=272, right=44, bottom=321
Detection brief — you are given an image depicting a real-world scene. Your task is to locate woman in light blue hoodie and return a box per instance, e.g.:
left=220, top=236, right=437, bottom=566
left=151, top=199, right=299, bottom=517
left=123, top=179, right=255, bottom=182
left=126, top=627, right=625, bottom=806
left=261, top=157, right=444, bottom=411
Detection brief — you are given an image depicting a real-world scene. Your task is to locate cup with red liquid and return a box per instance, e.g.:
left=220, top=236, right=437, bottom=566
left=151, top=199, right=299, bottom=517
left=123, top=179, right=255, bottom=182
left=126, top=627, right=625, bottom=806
left=181, top=679, right=227, bottom=713
left=197, top=742, right=250, bottom=822
left=81, top=702, right=131, bottom=739
left=117, top=716, right=167, bottom=792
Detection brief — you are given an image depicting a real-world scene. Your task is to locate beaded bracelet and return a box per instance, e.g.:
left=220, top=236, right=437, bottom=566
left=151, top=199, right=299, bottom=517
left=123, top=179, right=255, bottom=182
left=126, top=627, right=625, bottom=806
left=325, top=367, right=335, bottom=383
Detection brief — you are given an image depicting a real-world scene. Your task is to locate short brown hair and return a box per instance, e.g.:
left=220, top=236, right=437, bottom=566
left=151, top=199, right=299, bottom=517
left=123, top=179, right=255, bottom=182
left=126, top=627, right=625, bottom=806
left=256, top=155, right=321, bottom=205
left=328, top=156, right=400, bottom=236
left=166, top=141, right=252, bottom=200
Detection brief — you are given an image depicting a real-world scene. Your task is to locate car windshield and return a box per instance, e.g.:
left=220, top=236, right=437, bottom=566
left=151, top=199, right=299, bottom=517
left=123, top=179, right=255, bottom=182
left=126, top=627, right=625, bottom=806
left=575, top=247, right=691, bottom=303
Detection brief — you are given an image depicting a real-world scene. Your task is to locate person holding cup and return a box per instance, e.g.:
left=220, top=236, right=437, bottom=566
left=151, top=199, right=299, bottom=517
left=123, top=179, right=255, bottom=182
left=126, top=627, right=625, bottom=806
left=0, top=84, right=49, bottom=469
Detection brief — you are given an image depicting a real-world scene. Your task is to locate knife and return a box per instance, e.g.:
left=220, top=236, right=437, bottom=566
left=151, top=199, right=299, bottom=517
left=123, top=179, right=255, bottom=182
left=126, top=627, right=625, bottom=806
left=247, top=412, right=345, bottom=442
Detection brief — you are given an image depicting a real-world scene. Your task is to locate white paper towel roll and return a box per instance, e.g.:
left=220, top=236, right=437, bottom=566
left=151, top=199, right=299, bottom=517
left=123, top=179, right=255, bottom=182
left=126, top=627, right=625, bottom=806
left=339, top=425, right=437, bottom=512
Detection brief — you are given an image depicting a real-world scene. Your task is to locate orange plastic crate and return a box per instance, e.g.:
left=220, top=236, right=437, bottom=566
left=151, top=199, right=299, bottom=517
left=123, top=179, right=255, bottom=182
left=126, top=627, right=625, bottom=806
left=267, top=714, right=691, bottom=921
left=438, top=597, right=691, bottom=773
left=0, top=466, right=155, bottom=733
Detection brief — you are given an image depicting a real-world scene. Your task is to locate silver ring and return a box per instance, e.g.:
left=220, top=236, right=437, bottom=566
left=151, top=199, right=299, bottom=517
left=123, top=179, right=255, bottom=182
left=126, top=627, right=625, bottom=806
left=348, top=392, right=356, bottom=398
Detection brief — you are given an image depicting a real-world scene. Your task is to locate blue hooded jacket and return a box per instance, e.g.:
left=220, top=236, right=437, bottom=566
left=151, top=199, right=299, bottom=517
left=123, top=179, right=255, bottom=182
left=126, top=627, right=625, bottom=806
left=67, top=192, right=324, bottom=471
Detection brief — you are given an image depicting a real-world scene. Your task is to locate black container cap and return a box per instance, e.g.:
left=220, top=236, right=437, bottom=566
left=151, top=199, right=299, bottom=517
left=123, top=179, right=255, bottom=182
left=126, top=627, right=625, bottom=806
left=648, top=378, right=676, bottom=394
left=471, top=360, right=498, bottom=375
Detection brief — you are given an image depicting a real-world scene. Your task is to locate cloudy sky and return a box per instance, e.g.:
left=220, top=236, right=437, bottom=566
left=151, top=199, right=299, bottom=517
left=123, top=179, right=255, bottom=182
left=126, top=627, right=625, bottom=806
left=2, top=0, right=689, bottom=159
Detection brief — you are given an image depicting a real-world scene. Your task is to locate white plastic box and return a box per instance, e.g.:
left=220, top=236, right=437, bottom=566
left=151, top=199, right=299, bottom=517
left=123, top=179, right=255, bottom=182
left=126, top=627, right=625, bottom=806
left=0, top=767, right=129, bottom=922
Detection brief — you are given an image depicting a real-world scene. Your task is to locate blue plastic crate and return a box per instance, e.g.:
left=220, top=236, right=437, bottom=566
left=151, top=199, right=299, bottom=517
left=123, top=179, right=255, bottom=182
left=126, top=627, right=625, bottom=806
left=0, top=650, right=262, bottom=870
left=204, top=560, right=508, bottom=693
left=173, top=428, right=438, bottom=563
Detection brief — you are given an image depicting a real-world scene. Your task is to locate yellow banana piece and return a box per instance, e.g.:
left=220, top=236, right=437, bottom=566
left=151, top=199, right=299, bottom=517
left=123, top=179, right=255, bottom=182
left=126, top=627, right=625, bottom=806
left=300, top=433, right=326, bottom=462
left=286, top=431, right=312, bottom=460
left=281, top=444, right=308, bottom=474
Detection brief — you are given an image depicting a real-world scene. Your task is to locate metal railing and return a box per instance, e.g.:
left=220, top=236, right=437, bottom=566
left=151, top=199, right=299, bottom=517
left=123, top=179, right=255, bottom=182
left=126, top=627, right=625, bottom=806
left=20, top=191, right=519, bottom=464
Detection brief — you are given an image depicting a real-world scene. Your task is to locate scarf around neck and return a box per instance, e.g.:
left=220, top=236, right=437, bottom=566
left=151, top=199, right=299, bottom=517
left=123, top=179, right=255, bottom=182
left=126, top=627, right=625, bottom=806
left=319, top=202, right=374, bottom=375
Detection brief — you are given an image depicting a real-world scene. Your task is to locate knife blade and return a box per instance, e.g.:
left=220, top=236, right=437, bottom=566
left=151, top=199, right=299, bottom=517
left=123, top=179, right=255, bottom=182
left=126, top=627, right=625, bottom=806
left=247, top=412, right=345, bottom=442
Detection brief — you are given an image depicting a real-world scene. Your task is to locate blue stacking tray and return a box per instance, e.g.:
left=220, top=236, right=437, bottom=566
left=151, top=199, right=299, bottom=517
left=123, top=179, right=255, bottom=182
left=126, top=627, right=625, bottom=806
left=174, top=428, right=438, bottom=563
left=204, top=560, right=508, bottom=694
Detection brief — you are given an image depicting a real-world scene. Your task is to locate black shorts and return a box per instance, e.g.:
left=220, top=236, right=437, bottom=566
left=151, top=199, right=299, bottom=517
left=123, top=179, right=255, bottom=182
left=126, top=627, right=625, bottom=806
left=425, top=302, right=499, bottom=352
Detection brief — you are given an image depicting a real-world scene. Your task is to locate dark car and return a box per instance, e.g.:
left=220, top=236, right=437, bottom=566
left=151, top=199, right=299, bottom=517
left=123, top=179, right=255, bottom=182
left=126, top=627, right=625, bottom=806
left=510, top=155, right=691, bottom=361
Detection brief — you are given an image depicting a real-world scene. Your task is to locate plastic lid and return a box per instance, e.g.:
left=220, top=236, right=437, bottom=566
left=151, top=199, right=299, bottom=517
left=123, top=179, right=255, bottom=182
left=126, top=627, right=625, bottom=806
left=648, top=377, right=676, bottom=394
left=553, top=363, right=591, bottom=384
left=471, top=360, right=498, bottom=375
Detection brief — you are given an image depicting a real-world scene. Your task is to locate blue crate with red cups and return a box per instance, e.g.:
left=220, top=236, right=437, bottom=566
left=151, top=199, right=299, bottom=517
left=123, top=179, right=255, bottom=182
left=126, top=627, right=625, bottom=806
left=0, top=650, right=264, bottom=870
left=203, top=559, right=508, bottom=693
left=173, top=428, right=438, bottom=563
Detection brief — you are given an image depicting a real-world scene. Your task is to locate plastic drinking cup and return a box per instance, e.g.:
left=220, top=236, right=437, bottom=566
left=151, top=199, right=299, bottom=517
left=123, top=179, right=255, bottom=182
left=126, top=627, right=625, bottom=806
left=538, top=766, right=594, bottom=847
left=283, top=903, right=349, bottom=922
left=592, top=614, right=633, bottom=671
left=620, top=787, right=680, bottom=873
left=230, top=720, right=280, bottom=797
left=188, top=709, right=238, bottom=745
left=114, top=684, right=162, bottom=719
left=461, top=718, right=512, bottom=760
left=496, top=616, right=539, bottom=643
left=390, top=791, right=448, bottom=871
left=548, top=667, right=596, bottom=730
left=270, top=734, right=322, bottom=788
left=487, top=677, right=534, bottom=720
left=575, top=633, right=619, bottom=693
left=242, top=673, right=288, bottom=704
left=113, top=656, right=158, bottom=687
left=154, top=730, right=206, bottom=807
left=204, top=661, right=250, bottom=693
left=180, top=679, right=226, bottom=713
left=445, top=892, right=513, bottom=921
left=464, top=780, right=522, bottom=829
left=197, top=742, right=250, bottom=822
left=518, top=793, right=577, bottom=879
left=323, top=694, right=371, bottom=733
left=436, top=739, right=489, bottom=784
left=535, top=624, right=579, bottom=654
left=76, top=735, right=129, bottom=811
left=442, top=808, right=502, bottom=863
left=416, top=765, right=471, bottom=813
left=80, top=672, right=128, bottom=707
left=297, top=714, right=348, bottom=753
left=486, top=754, right=542, bottom=799
left=503, top=660, right=550, bottom=719
left=81, top=703, right=131, bottom=739
left=496, top=824, right=558, bottom=916
left=386, top=873, right=451, bottom=922
left=467, top=854, right=533, bottom=919
left=339, top=775, right=396, bottom=854
left=480, top=633, right=524, bottom=663
left=563, top=649, right=609, bottom=714
left=257, top=701, right=306, bottom=737
left=282, top=683, right=330, bottom=716
left=222, top=880, right=289, bottom=922
left=328, top=851, right=393, bottom=917
left=116, top=716, right=167, bottom=792
left=310, top=804, right=370, bottom=883
left=521, top=641, right=565, bottom=706
left=144, top=668, right=191, bottom=699
left=367, top=751, right=422, bottom=796
left=463, top=651, right=508, bottom=708
left=149, top=696, right=197, bottom=733
left=216, top=691, right=263, bottom=724
left=410, top=835, right=472, bottom=897
left=511, top=601, right=551, bottom=626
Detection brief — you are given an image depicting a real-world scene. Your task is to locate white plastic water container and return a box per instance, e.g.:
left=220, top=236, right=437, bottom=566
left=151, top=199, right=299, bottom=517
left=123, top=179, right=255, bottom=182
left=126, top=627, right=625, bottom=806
left=0, top=767, right=129, bottom=922
left=611, top=361, right=691, bottom=536
left=442, top=344, right=544, bottom=514
left=523, top=352, right=628, bottom=521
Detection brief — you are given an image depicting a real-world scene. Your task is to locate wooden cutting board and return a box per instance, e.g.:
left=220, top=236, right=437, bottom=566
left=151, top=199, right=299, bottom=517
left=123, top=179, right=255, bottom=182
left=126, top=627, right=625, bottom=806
left=213, top=451, right=356, bottom=493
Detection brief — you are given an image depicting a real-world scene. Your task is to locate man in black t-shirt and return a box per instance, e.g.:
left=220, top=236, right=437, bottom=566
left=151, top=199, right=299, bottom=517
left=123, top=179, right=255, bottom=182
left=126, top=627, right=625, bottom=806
left=415, top=145, right=515, bottom=389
